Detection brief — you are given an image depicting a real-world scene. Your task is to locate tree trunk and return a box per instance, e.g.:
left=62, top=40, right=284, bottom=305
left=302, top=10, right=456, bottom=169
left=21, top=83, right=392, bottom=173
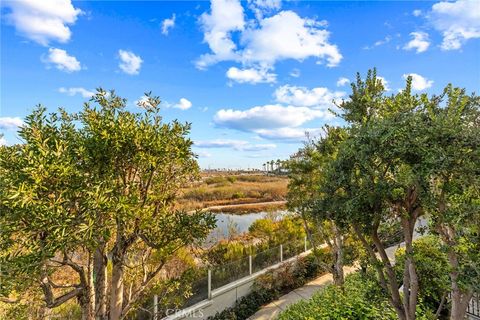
left=109, top=257, right=124, bottom=320
left=448, top=248, right=473, bottom=320
left=94, top=243, right=108, bottom=319
left=371, top=228, right=407, bottom=320
left=400, top=214, right=420, bottom=320
left=331, top=222, right=344, bottom=286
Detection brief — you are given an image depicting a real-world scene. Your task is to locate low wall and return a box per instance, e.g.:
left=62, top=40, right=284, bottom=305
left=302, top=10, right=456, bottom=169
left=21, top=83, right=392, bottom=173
left=163, top=249, right=314, bottom=320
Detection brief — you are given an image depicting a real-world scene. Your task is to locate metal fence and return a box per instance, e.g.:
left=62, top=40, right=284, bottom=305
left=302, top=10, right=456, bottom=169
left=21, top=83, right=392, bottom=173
left=467, top=292, right=480, bottom=319
left=144, top=237, right=311, bottom=319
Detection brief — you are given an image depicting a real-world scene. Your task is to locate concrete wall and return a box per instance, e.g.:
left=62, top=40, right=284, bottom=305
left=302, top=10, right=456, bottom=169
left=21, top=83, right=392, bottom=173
left=163, top=249, right=313, bottom=320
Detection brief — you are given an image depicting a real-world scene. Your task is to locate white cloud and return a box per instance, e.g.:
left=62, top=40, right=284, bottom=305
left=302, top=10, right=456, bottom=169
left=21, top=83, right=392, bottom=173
left=0, top=136, right=7, bottom=146
left=403, top=73, right=433, bottom=91
left=195, top=150, right=212, bottom=158
left=226, top=66, right=276, bottom=84
left=413, top=9, right=422, bottom=17
left=240, top=11, right=342, bottom=67
left=196, top=1, right=342, bottom=78
left=173, top=98, right=192, bottom=110
left=214, top=104, right=329, bottom=131
left=377, top=76, right=391, bottom=91
left=403, top=31, right=430, bottom=53
left=363, top=35, right=392, bottom=50
left=429, top=0, right=480, bottom=50
left=195, top=139, right=276, bottom=151
left=289, top=68, right=300, bottom=78
left=161, top=14, right=176, bottom=35
left=255, top=127, right=322, bottom=142
left=197, top=0, right=245, bottom=69
left=118, top=50, right=143, bottom=75
left=43, top=48, right=81, bottom=72
left=0, top=117, right=24, bottom=130
left=58, top=87, right=94, bottom=98
left=248, top=0, right=282, bottom=20
left=3, top=0, right=82, bottom=45
left=336, top=77, right=350, bottom=87
left=274, top=85, right=344, bottom=109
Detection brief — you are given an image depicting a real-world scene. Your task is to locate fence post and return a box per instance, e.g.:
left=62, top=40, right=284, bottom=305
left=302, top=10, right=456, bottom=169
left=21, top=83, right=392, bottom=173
left=304, top=236, right=308, bottom=252
left=153, top=294, right=158, bottom=320
left=280, top=244, right=283, bottom=262
left=208, top=269, right=212, bottom=299
left=249, top=255, right=252, bottom=275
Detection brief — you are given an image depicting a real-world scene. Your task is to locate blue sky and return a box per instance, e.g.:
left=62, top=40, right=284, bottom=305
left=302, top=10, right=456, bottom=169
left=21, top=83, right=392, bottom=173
left=1, top=0, right=479, bottom=169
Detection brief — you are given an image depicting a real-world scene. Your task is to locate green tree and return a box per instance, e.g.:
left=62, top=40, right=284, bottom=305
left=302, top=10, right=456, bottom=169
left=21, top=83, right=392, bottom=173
left=327, top=71, right=432, bottom=320
left=287, top=126, right=348, bottom=286
left=0, top=90, right=215, bottom=320
left=421, top=85, right=480, bottom=319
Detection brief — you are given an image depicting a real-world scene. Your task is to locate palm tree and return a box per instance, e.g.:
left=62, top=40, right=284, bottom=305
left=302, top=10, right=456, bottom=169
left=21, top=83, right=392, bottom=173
left=262, top=163, right=266, bottom=173
left=276, top=159, right=281, bottom=174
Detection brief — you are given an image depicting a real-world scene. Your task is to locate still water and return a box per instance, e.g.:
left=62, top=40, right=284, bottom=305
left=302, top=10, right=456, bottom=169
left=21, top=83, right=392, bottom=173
left=206, top=210, right=288, bottom=243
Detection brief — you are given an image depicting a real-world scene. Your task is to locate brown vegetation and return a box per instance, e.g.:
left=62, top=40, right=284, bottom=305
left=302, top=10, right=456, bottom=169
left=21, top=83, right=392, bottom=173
left=176, top=173, right=288, bottom=213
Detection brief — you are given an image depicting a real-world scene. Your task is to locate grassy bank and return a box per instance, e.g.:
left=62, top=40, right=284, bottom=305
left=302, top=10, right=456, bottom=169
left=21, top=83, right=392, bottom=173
left=177, top=173, right=288, bottom=213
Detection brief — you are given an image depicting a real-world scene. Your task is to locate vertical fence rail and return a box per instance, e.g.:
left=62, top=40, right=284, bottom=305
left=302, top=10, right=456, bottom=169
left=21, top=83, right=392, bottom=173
left=466, top=292, right=480, bottom=318
left=207, top=269, right=212, bottom=299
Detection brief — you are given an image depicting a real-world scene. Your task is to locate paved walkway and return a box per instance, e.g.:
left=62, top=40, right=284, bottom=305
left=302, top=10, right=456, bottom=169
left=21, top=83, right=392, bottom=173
left=248, top=266, right=357, bottom=320
left=249, top=218, right=428, bottom=320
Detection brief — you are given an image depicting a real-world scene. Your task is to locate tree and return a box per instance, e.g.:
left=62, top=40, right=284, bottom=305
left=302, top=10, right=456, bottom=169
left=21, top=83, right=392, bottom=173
left=327, top=71, right=433, bottom=320
left=422, top=85, right=480, bottom=319
left=0, top=90, right=216, bottom=320
left=286, top=126, right=348, bottom=286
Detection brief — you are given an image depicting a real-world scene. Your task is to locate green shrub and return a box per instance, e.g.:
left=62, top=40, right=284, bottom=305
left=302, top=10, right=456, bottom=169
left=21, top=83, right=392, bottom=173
left=278, top=273, right=398, bottom=320
left=395, top=236, right=450, bottom=313
left=208, top=253, right=325, bottom=320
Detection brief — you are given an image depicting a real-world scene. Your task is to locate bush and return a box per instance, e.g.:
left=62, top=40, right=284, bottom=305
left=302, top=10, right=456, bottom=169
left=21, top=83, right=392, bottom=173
left=208, top=253, right=325, bottom=320
left=279, top=273, right=397, bottom=320
left=395, top=236, right=450, bottom=313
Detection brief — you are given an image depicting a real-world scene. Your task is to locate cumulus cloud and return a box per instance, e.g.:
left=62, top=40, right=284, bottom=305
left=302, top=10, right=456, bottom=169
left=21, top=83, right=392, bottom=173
left=118, top=50, right=143, bottom=75
left=336, top=77, right=350, bottom=87
left=240, top=11, right=341, bottom=67
left=161, top=14, right=176, bottom=35
left=274, top=85, right=344, bottom=109
left=226, top=66, right=276, bottom=84
left=413, top=9, right=422, bottom=17
left=214, top=104, right=328, bottom=131
left=197, top=0, right=342, bottom=79
left=403, top=31, right=430, bottom=53
left=173, top=98, right=192, bottom=110
left=403, top=73, right=433, bottom=90
left=3, top=0, right=82, bottom=45
left=197, top=0, right=245, bottom=69
left=248, top=0, right=282, bottom=20
left=195, top=139, right=276, bottom=151
left=429, top=0, right=480, bottom=50
left=59, top=87, right=94, bottom=98
left=0, top=117, right=24, bottom=130
left=43, top=48, right=81, bottom=72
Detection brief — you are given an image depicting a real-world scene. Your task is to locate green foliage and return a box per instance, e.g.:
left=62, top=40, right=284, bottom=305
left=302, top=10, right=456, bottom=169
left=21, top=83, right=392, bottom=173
left=0, top=90, right=216, bottom=316
left=395, top=236, right=450, bottom=312
left=279, top=273, right=397, bottom=320
left=279, top=273, right=437, bottom=320
left=208, top=253, right=326, bottom=320
left=249, top=215, right=305, bottom=245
